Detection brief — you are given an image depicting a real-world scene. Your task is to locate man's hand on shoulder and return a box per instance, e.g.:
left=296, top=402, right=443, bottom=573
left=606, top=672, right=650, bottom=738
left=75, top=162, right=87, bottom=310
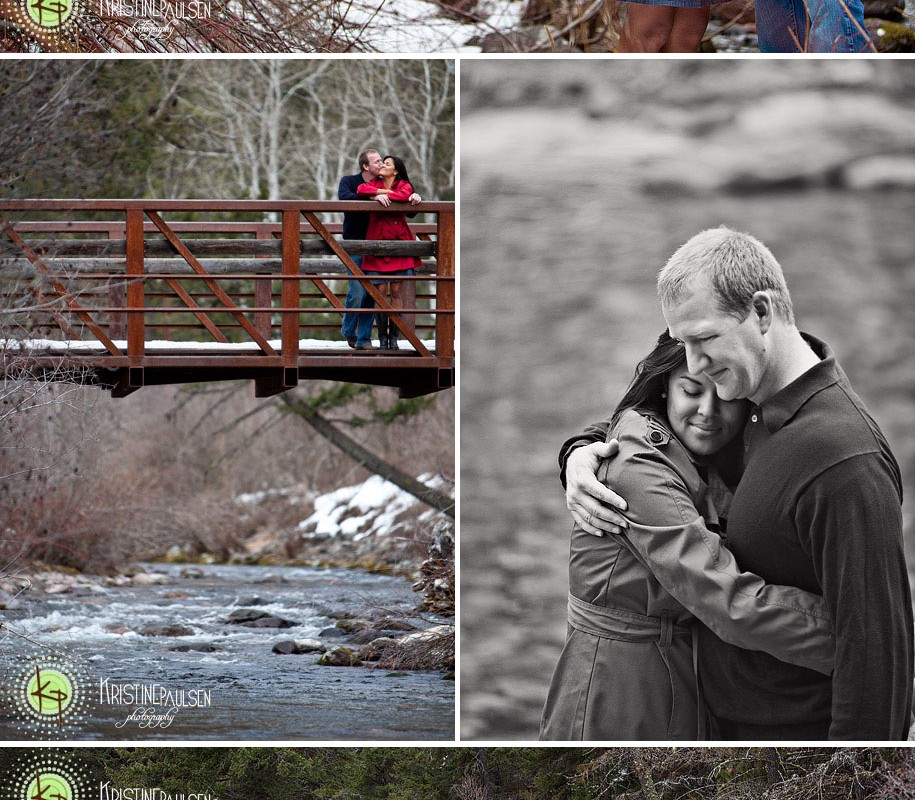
left=566, top=440, right=629, bottom=536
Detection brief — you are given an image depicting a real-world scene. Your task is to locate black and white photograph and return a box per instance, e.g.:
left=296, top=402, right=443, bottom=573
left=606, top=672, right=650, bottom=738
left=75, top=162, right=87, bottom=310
left=460, top=59, right=915, bottom=742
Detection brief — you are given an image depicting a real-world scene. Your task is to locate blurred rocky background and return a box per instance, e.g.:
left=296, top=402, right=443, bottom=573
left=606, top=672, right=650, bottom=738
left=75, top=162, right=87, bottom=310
left=460, top=60, right=915, bottom=739
left=468, top=0, right=915, bottom=52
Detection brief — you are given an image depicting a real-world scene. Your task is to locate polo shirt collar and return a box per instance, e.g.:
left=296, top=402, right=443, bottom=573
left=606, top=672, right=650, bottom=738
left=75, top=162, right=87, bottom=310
left=756, top=332, right=840, bottom=434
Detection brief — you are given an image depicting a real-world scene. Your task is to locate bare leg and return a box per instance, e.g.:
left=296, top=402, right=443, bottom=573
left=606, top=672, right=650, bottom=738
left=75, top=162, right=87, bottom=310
left=618, top=4, right=677, bottom=51
left=661, top=6, right=710, bottom=51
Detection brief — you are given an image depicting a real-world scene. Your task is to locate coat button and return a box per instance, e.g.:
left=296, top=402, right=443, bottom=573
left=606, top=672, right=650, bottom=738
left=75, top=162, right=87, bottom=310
left=649, top=431, right=664, bottom=444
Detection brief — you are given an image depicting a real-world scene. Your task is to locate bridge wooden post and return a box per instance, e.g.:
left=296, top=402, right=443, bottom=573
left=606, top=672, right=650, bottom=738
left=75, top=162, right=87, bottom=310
left=118, top=207, right=146, bottom=396
left=254, top=229, right=273, bottom=339
left=436, top=208, right=455, bottom=362
left=106, top=224, right=128, bottom=340
left=254, top=209, right=299, bottom=397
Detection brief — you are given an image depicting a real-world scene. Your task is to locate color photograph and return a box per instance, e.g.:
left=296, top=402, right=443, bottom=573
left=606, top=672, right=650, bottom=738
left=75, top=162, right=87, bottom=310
left=0, top=58, right=454, bottom=740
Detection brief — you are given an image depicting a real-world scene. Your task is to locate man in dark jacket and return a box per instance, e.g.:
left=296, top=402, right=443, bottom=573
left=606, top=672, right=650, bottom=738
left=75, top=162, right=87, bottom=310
left=338, top=149, right=421, bottom=350
left=562, top=227, right=913, bottom=740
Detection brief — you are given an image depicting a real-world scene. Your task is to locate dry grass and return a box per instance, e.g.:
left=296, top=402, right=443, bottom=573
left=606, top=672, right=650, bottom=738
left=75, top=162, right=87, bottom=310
left=575, top=748, right=915, bottom=800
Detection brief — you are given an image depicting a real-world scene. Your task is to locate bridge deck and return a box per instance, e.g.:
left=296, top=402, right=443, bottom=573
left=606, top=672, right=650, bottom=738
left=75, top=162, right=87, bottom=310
left=0, top=199, right=455, bottom=398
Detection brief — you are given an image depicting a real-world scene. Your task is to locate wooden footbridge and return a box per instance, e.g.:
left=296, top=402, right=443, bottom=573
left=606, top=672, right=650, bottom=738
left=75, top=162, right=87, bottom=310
left=0, top=200, right=454, bottom=398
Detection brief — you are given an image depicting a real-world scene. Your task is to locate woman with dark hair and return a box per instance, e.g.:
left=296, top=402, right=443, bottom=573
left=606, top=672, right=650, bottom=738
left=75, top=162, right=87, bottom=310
left=540, top=331, right=835, bottom=740
left=356, top=155, right=421, bottom=351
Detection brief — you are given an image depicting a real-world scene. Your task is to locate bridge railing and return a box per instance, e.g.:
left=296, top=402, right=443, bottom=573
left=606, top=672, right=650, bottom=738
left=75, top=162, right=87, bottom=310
left=0, top=200, right=455, bottom=397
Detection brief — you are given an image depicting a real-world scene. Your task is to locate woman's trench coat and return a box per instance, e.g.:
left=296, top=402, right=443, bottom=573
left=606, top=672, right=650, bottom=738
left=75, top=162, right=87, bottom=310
left=540, top=409, right=835, bottom=741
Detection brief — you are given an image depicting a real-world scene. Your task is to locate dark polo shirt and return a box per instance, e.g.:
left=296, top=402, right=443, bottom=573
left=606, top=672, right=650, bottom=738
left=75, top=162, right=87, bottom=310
left=698, top=334, right=913, bottom=740
left=338, top=172, right=371, bottom=240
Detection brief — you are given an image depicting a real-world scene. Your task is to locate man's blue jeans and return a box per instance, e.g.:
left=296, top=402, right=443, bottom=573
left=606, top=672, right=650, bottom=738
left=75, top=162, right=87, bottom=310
left=757, top=0, right=872, bottom=51
left=341, top=255, right=374, bottom=346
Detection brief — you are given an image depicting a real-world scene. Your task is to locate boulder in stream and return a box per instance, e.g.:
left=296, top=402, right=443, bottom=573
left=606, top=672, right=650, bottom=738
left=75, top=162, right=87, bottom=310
left=227, top=608, right=299, bottom=628
left=140, top=623, right=195, bottom=637
left=272, top=639, right=326, bottom=655
left=317, top=646, right=362, bottom=667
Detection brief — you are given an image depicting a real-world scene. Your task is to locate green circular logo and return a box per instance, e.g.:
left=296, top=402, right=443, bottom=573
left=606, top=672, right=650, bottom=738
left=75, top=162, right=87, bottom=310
left=25, top=0, right=72, bottom=27
left=26, top=773, right=73, bottom=800
left=25, top=667, right=73, bottom=718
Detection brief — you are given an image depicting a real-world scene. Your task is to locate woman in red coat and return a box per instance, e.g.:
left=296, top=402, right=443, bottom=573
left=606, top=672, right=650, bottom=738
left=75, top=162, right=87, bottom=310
left=356, top=155, right=422, bottom=350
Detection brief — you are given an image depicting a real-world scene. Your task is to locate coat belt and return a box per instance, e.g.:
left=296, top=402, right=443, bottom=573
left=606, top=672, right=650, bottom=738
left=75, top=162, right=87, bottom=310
left=567, top=592, right=692, bottom=644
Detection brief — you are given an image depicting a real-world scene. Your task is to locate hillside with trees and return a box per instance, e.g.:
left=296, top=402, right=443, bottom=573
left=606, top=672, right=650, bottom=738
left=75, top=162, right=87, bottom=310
left=2, top=748, right=914, bottom=799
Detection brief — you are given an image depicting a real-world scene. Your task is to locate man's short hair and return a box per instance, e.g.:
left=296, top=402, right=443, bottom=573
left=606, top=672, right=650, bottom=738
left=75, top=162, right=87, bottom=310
left=657, top=227, right=795, bottom=324
left=357, top=149, right=379, bottom=171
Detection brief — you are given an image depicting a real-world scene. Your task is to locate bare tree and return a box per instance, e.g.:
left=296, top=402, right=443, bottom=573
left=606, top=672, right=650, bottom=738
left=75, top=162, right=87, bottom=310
left=279, top=390, right=454, bottom=517
left=147, top=60, right=454, bottom=202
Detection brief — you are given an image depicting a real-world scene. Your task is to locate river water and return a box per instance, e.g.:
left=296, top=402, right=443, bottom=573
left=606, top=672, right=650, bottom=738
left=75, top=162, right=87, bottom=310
left=0, top=563, right=453, bottom=740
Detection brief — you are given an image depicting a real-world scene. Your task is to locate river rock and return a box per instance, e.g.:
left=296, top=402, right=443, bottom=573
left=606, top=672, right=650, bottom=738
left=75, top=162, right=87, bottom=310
left=227, top=608, right=298, bottom=628
left=272, top=639, right=326, bottom=655
left=132, top=572, right=169, bottom=586
left=843, top=156, right=915, bottom=189
left=350, top=618, right=419, bottom=645
left=140, top=623, right=195, bottom=637
left=863, top=0, right=904, bottom=21
left=334, top=618, right=372, bottom=634
left=317, top=646, right=362, bottom=667
left=242, top=616, right=298, bottom=629
left=0, top=577, right=30, bottom=594
left=319, top=626, right=348, bottom=639
left=640, top=90, right=915, bottom=195
left=375, top=617, right=418, bottom=631
left=227, top=608, right=271, bottom=623
left=106, top=624, right=129, bottom=634
left=254, top=574, right=288, bottom=584
left=399, top=624, right=455, bottom=645
left=358, top=637, right=400, bottom=660
left=351, top=628, right=396, bottom=645
left=865, top=19, right=915, bottom=51
left=170, top=643, right=221, bottom=652
left=179, top=567, right=205, bottom=579
left=238, top=596, right=268, bottom=606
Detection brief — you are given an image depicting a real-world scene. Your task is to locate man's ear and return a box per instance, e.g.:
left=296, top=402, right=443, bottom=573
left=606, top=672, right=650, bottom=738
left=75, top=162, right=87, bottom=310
left=751, top=291, right=773, bottom=334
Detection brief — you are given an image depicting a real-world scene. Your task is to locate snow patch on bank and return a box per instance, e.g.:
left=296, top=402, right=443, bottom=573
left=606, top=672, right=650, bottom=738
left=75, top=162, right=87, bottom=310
left=295, top=473, right=451, bottom=541
left=341, top=0, right=523, bottom=52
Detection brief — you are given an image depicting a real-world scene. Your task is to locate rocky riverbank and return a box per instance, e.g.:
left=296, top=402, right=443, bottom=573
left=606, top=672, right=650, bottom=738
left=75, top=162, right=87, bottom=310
left=0, top=561, right=453, bottom=739
left=1, top=474, right=455, bottom=683
left=453, top=0, right=915, bottom=52
left=3, top=563, right=452, bottom=678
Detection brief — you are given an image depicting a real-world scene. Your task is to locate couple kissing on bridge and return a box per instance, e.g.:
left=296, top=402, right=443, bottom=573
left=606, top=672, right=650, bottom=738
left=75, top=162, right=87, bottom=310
left=338, top=148, right=423, bottom=352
